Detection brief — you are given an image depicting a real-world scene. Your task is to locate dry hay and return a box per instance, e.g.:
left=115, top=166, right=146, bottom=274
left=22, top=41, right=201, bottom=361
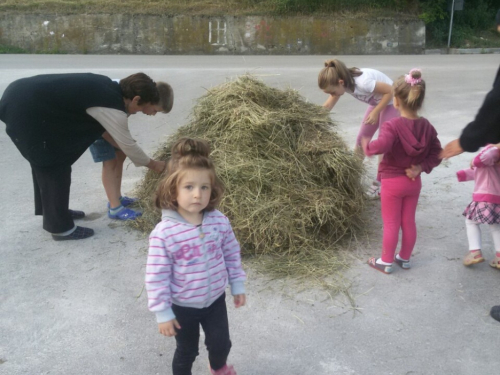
left=131, top=75, right=366, bottom=287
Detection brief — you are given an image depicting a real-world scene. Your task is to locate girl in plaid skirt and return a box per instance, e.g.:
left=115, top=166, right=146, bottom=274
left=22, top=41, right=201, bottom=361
left=457, top=144, right=500, bottom=268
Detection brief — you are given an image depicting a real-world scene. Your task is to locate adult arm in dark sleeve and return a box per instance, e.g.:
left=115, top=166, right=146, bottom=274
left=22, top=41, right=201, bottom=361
left=441, top=68, right=500, bottom=159
left=459, top=84, right=500, bottom=152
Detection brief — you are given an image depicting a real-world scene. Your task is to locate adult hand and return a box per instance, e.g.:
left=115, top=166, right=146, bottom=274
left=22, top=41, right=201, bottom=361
left=158, top=319, right=181, bottom=337
left=234, top=294, right=246, bottom=308
left=405, top=164, right=422, bottom=181
left=440, top=139, right=463, bottom=159
left=147, top=159, right=166, bottom=173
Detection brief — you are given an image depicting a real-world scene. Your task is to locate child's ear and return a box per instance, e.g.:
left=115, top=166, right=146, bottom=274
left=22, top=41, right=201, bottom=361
left=132, top=95, right=141, bottom=104
left=338, top=79, right=344, bottom=87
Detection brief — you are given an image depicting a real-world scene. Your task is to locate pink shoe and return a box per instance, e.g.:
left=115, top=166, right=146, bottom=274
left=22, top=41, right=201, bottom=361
left=463, top=250, right=484, bottom=266
left=210, top=364, right=237, bottom=375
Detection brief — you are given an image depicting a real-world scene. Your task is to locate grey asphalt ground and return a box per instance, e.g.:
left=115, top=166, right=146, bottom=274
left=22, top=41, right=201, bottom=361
left=1, top=54, right=500, bottom=375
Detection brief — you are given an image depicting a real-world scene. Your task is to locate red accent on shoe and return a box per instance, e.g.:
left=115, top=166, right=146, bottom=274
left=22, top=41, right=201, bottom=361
left=367, top=257, right=393, bottom=274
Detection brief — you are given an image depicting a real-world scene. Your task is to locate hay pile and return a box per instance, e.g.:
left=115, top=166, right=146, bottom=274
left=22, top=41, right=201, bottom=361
left=132, top=75, right=366, bottom=282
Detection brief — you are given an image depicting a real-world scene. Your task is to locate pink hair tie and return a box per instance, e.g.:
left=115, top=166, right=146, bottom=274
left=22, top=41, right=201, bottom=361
left=404, top=68, right=422, bottom=86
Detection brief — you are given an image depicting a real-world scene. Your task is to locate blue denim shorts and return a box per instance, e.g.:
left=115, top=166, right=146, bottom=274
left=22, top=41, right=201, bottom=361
left=89, top=137, right=117, bottom=162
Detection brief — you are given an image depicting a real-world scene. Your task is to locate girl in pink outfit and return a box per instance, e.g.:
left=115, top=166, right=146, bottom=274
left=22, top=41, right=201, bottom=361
left=457, top=144, right=500, bottom=269
left=361, top=69, right=442, bottom=274
left=145, top=138, right=246, bottom=375
left=318, top=59, right=400, bottom=198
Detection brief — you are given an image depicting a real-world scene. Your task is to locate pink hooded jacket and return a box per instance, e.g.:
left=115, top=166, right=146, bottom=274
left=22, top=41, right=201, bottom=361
left=364, top=116, right=442, bottom=180
left=456, top=145, right=500, bottom=204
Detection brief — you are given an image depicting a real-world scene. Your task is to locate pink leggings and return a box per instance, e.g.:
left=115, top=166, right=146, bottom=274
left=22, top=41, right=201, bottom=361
left=355, top=104, right=400, bottom=147
left=380, top=175, right=422, bottom=263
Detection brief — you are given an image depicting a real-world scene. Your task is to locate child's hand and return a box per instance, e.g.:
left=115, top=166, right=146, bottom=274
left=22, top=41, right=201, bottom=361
left=405, top=164, right=422, bottom=180
left=233, top=294, right=246, bottom=308
left=360, top=137, right=370, bottom=154
left=158, top=319, right=181, bottom=337
left=470, top=158, right=475, bottom=169
left=363, top=111, right=379, bottom=125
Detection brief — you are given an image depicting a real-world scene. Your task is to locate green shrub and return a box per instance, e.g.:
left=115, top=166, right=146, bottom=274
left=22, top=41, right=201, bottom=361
left=0, top=44, right=27, bottom=54
left=422, top=0, right=500, bottom=47
left=271, top=0, right=406, bottom=14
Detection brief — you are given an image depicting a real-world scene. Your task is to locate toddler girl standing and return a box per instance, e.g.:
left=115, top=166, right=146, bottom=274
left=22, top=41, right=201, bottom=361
left=145, top=138, right=246, bottom=375
left=318, top=59, right=399, bottom=198
left=361, top=69, right=442, bottom=273
left=457, top=144, right=500, bottom=268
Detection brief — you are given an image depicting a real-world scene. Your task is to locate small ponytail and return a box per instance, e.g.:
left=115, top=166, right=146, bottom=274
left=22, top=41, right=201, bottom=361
left=318, top=58, right=360, bottom=92
left=324, top=60, right=336, bottom=69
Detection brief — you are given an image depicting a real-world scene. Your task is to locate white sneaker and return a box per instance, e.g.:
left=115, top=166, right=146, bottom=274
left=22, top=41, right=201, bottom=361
left=366, top=183, right=381, bottom=200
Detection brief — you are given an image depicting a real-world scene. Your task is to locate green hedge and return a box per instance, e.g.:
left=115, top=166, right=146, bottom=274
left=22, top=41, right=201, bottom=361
left=268, top=0, right=500, bottom=47
left=423, top=0, right=500, bottom=47
left=271, top=0, right=406, bottom=13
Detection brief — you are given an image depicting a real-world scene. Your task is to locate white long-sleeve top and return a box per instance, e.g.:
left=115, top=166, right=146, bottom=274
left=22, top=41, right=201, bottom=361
left=86, top=107, right=150, bottom=167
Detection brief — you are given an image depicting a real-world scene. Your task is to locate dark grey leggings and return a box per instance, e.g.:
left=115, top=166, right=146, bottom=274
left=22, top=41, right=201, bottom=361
left=171, top=293, right=231, bottom=375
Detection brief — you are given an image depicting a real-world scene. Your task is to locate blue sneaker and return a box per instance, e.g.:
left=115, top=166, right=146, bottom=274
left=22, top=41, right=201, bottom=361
left=107, top=196, right=138, bottom=209
left=108, top=207, right=142, bottom=221
left=120, top=196, right=138, bottom=207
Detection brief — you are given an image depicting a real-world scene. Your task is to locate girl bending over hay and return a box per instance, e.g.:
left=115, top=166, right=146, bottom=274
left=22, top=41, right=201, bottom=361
left=361, top=69, right=442, bottom=274
left=145, top=138, right=246, bottom=375
left=318, top=59, right=399, bottom=199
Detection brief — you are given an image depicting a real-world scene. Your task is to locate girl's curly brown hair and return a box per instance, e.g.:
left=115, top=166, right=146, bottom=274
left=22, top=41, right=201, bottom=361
left=155, top=138, right=224, bottom=211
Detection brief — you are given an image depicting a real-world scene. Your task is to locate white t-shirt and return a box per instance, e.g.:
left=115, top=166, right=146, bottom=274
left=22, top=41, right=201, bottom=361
left=349, top=68, right=393, bottom=106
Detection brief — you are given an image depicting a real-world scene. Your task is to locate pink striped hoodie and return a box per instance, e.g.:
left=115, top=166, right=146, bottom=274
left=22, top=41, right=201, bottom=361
left=456, top=144, right=500, bottom=204
left=146, top=209, right=246, bottom=323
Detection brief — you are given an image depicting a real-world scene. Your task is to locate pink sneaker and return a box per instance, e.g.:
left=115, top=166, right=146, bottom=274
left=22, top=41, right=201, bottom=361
left=210, top=364, right=237, bottom=375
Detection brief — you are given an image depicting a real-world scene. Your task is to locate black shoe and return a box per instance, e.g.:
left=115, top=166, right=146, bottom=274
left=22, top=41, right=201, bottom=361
left=394, top=256, right=411, bottom=270
left=69, top=209, right=85, bottom=219
left=491, top=306, right=500, bottom=322
left=52, top=226, right=94, bottom=241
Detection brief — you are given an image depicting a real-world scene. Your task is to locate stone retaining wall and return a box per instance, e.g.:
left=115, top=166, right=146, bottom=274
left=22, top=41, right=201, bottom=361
left=0, top=14, right=425, bottom=54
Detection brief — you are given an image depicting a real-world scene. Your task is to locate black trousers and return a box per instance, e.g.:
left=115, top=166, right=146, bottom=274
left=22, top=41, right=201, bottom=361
left=171, top=293, right=232, bottom=375
left=31, top=164, right=74, bottom=233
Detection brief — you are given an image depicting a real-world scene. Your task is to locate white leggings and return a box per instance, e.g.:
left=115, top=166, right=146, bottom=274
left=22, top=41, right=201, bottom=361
left=465, top=218, right=500, bottom=252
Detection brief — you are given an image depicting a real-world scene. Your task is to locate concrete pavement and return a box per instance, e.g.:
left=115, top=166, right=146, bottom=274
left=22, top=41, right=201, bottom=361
left=0, top=54, right=499, bottom=375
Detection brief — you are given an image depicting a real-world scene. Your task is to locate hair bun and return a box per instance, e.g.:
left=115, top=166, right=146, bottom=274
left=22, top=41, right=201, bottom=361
left=324, top=59, right=335, bottom=68
left=172, top=138, right=210, bottom=159
left=409, top=68, right=422, bottom=79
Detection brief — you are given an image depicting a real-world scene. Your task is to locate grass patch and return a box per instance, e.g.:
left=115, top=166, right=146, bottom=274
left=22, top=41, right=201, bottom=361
left=0, top=0, right=411, bottom=16
left=0, top=44, right=27, bottom=53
